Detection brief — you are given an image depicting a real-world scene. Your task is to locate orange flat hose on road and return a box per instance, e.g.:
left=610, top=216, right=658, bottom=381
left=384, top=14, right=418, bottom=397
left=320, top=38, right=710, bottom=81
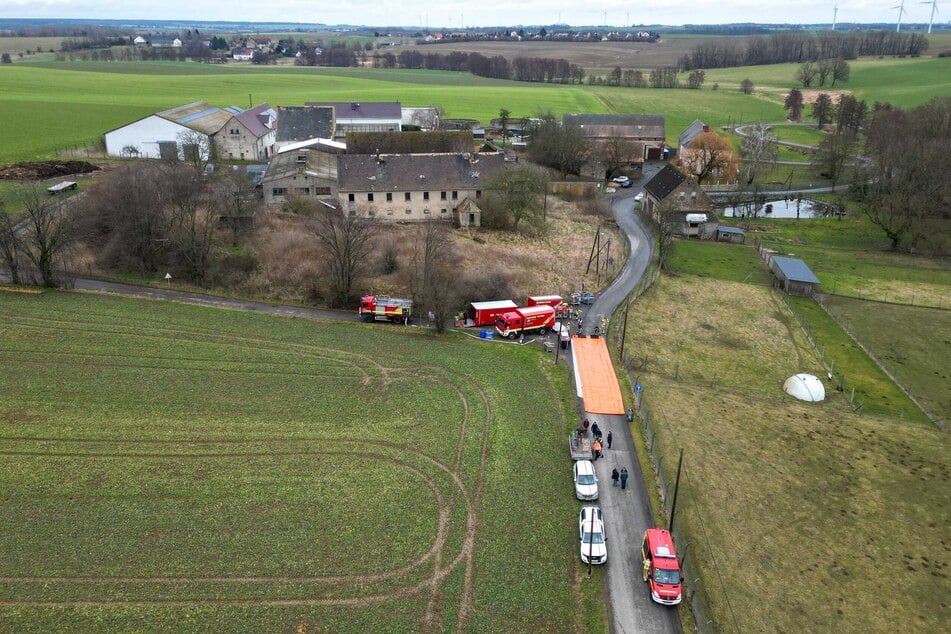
left=570, top=336, right=625, bottom=415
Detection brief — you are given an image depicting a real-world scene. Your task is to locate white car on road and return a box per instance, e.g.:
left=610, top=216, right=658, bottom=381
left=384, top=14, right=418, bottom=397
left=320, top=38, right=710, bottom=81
left=573, top=460, right=599, bottom=500
left=579, top=506, right=607, bottom=564
left=633, top=191, right=644, bottom=202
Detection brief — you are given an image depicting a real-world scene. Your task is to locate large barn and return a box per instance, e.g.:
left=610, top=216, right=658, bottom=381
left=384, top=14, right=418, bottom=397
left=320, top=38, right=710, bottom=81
left=103, top=101, right=239, bottom=161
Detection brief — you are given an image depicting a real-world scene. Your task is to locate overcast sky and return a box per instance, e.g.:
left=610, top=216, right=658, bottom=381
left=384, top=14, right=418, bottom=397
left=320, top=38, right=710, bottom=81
left=1, top=0, right=943, bottom=28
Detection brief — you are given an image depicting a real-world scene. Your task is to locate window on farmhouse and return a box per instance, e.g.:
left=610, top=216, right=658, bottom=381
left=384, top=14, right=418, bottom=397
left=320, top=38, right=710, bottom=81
left=423, top=191, right=430, bottom=200
left=452, top=191, right=458, bottom=200
left=368, top=193, right=374, bottom=202
left=405, top=192, right=411, bottom=201
left=476, top=190, right=482, bottom=199
left=386, top=193, right=393, bottom=202
left=348, top=193, right=355, bottom=202
left=315, top=187, right=331, bottom=195
left=272, top=187, right=286, bottom=197
left=441, top=191, right=447, bottom=200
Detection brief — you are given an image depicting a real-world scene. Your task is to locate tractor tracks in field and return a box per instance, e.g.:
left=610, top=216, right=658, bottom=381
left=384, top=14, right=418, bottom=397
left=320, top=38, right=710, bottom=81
left=1, top=309, right=494, bottom=625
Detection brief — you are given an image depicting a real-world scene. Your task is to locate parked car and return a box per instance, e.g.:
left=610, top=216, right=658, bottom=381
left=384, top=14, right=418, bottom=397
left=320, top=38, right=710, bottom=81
left=573, top=460, right=599, bottom=500
left=569, top=291, right=595, bottom=306
left=633, top=191, right=644, bottom=202
left=579, top=506, right=607, bottom=564
left=642, top=528, right=682, bottom=605
left=612, top=176, right=632, bottom=188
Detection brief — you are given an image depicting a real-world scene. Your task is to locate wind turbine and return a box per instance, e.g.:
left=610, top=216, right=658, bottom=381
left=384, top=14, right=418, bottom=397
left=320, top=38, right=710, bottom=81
left=921, top=0, right=939, bottom=33
left=893, top=0, right=907, bottom=32
left=833, top=2, right=839, bottom=30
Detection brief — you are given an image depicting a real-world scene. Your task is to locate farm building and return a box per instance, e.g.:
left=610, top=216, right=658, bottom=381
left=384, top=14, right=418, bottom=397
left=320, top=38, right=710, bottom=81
left=304, top=102, right=402, bottom=138
left=769, top=256, right=821, bottom=296
left=103, top=101, right=239, bottom=161
left=274, top=106, right=336, bottom=152
left=716, top=226, right=746, bottom=243
left=643, top=163, right=715, bottom=237
left=401, top=107, right=441, bottom=131
left=563, top=113, right=666, bottom=161
left=337, top=152, right=505, bottom=226
left=216, top=103, right=276, bottom=162
left=232, top=48, right=254, bottom=61
left=261, top=146, right=340, bottom=207
left=150, top=36, right=182, bottom=48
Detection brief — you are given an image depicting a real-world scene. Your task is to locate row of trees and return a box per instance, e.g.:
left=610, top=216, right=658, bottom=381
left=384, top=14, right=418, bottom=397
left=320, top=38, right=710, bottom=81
left=368, top=49, right=586, bottom=84
left=795, top=60, right=850, bottom=88
left=784, top=89, right=869, bottom=132
left=0, top=187, right=72, bottom=287
left=680, top=30, right=928, bottom=70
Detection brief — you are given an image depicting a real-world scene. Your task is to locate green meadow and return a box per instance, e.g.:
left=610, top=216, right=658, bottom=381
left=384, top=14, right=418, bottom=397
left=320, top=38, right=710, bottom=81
left=2, top=54, right=946, bottom=163
left=0, top=290, right=604, bottom=631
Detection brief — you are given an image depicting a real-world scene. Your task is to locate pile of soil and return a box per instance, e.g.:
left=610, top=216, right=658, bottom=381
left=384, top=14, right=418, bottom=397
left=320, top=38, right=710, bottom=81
left=0, top=160, right=100, bottom=181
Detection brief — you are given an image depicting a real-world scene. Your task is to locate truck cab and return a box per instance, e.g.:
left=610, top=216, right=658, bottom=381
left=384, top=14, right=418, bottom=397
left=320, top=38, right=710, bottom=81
left=642, top=528, right=682, bottom=605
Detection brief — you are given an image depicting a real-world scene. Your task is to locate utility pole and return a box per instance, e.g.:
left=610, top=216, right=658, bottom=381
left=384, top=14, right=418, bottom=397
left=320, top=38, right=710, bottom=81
left=668, top=448, right=684, bottom=534
left=620, top=298, right=631, bottom=359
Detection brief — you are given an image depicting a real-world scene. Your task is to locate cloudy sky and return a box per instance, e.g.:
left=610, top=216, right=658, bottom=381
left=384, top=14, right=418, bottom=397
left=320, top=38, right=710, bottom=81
left=0, top=0, right=941, bottom=28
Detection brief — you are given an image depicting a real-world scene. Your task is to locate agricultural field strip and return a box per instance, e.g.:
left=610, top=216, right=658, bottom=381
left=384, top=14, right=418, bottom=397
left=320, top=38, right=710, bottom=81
left=0, top=307, right=491, bottom=629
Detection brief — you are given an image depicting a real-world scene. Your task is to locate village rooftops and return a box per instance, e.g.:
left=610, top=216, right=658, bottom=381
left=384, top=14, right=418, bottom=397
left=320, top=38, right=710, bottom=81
left=276, top=106, right=335, bottom=143
left=770, top=257, right=821, bottom=284
left=678, top=119, right=708, bottom=149
left=337, top=152, right=506, bottom=192
left=304, top=102, right=402, bottom=120
left=232, top=103, right=275, bottom=139
left=563, top=113, right=666, bottom=139
left=156, top=101, right=240, bottom=135
left=644, top=163, right=687, bottom=201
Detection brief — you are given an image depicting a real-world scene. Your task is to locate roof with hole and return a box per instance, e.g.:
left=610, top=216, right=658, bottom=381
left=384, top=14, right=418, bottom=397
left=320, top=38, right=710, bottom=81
left=156, top=101, right=234, bottom=135
left=771, top=257, right=820, bottom=284
left=276, top=106, right=335, bottom=143
left=337, top=152, right=506, bottom=192
left=563, top=113, right=665, bottom=139
left=304, top=102, right=402, bottom=120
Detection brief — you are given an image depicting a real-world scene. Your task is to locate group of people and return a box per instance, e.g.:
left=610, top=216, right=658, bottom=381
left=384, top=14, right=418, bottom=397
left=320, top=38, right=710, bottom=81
left=611, top=467, right=630, bottom=489
left=581, top=419, right=613, bottom=461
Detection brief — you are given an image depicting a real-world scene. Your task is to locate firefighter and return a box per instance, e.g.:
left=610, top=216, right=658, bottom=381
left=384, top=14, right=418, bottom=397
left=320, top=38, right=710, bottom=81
left=643, top=556, right=652, bottom=582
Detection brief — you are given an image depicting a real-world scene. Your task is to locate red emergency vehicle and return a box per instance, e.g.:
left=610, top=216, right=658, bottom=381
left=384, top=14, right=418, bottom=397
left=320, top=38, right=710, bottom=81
left=642, top=528, right=683, bottom=605
left=495, top=305, right=556, bottom=339
left=359, top=295, right=413, bottom=323
left=468, top=300, right=518, bottom=327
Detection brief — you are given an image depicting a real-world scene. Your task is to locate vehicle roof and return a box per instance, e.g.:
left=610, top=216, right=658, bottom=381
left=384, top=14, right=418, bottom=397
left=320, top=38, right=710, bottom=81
left=471, top=300, right=517, bottom=310
left=528, top=295, right=562, bottom=302
left=575, top=460, right=595, bottom=475
left=580, top=506, right=602, bottom=522
left=645, top=528, right=678, bottom=558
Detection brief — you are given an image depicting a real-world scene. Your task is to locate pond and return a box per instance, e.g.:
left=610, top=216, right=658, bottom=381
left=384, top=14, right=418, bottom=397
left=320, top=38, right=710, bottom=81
left=721, top=198, right=840, bottom=219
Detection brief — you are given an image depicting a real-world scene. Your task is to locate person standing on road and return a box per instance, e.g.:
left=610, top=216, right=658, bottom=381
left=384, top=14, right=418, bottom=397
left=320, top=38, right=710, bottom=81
left=611, top=468, right=619, bottom=487
left=620, top=467, right=629, bottom=490
left=592, top=439, right=602, bottom=461
left=606, top=431, right=613, bottom=449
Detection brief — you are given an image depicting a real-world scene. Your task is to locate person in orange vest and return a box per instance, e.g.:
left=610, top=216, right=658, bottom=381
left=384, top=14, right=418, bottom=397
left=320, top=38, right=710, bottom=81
left=643, top=556, right=652, bottom=582
left=592, top=439, right=603, bottom=460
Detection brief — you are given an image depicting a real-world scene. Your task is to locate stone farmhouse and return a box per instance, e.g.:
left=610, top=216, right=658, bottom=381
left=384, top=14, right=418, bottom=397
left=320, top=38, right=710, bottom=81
left=217, top=103, right=277, bottom=162
left=273, top=106, right=336, bottom=153
left=262, top=145, right=342, bottom=206
left=337, top=152, right=506, bottom=227
left=563, top=113, right=667, bottom=161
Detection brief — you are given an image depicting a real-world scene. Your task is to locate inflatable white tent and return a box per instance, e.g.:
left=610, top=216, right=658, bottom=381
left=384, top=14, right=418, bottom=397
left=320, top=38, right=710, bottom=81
left=783, top=373, right=826, bottom=402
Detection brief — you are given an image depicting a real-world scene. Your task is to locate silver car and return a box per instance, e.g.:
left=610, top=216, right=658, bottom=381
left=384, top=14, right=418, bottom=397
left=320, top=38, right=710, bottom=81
left=573, top=460, right=599, bottom=500
left=579, top=506, right=607, bottom=564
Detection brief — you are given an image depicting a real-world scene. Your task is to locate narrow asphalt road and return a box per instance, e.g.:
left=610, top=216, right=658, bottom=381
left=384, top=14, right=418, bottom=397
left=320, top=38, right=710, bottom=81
left=575, top=162, right=682, bottom=634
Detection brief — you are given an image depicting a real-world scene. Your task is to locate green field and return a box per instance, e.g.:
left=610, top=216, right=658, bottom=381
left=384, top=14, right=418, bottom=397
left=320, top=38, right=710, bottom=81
left=2, top=55, right=946, bottom=164
left=769, top=124, right=826, bottom=146
left=0, top=290, right=604, bottom=631
left=622, top=271, right=949, bottom=632
left=822, top=296, right=951, bottom=424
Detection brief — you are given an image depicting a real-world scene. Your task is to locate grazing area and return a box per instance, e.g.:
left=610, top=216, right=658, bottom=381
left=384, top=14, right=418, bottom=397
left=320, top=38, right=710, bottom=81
left=622, top=270, right=950, bottom=632
left=821, top=296, right=951, bottom=424
left=0, top=291, right=604, bottom=631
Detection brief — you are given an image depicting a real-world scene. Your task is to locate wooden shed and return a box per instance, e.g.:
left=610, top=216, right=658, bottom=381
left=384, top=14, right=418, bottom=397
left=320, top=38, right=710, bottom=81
left=716, top=226, right=745, bottom=243
left=770, top=256, right=820, bottom=296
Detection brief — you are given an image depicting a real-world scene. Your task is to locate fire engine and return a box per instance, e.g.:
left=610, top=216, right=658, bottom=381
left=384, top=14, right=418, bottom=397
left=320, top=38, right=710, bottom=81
left=359, top=295, right=413, bottom=323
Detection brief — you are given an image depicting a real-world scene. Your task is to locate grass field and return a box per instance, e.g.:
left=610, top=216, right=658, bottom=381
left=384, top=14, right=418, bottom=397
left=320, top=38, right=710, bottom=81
left=0, top=290, right=605, bottom=631
left=2, top=54, right=946, bottom=164
left=622, top=272, right=950, bottom=632
left=821, top=296, right=951, bottom=424
left=769, top=124, right=826, bottom=146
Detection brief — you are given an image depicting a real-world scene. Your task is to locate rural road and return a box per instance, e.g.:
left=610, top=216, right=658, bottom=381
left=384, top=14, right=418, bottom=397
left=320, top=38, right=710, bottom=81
left=576, top=162, right=682, bottom=634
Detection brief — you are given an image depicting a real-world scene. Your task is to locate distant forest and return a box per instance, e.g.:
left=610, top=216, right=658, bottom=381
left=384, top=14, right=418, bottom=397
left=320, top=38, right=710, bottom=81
left=679, top=30, right=929, bottom=69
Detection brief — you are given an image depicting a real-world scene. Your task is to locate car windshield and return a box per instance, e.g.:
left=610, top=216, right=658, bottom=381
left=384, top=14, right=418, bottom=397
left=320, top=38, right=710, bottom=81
left=654, top=568, right=681, bottom=585
left=577, top=474, right=596, bottom=485
left=581, top=531, right=604, bottom=545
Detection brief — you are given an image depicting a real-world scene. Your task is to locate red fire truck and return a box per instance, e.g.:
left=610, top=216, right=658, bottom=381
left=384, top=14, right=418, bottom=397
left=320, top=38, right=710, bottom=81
left=495, top=305, right=556, bottom=339
left=641, top=528, right=683, bottom=605
left=359, top=295, right=413, bottom=323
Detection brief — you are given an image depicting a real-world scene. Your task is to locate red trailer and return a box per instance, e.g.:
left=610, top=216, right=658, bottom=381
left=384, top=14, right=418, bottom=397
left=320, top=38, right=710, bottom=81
left=528, top=295, right=571, bottom=320
left=495, top=305, right=556, bottom=339
left=468, top=300, right=518, bottom=327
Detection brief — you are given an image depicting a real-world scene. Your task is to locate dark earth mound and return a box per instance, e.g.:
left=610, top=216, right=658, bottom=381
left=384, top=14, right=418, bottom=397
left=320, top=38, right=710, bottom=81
left=0, top=160, right=100, bottom=181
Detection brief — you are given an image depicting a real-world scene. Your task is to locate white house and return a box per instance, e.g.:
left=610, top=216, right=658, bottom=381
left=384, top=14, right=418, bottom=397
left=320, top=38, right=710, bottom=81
left=232, top=48, right=254, bottom=61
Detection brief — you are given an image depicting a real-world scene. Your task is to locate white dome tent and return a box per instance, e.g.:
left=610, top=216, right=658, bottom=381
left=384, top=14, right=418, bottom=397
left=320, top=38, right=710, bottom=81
left=783, top=373, right=826, bottom=402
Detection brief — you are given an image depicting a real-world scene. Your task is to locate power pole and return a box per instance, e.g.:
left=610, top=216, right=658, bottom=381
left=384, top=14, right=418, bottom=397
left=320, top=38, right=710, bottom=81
left=668, top=448, right=685, bottom=534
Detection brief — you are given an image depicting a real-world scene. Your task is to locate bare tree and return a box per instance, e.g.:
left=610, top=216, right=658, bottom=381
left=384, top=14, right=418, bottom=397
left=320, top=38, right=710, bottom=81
left=598, top=137, right=640, bottom=181
left=811, top=93, right=834, bottom=127
left=176, top=129, right=214, bottom=172
left=796, top=62, right=818, bottom=88
left=784, top=89, right=804, bottom=122
left=680, top=131, right=737, bottom=184
left=411, top=220, right=457, bottom=333
left=163, top=165, right=215, bottom=282
left=649, top=200, right=680, bottom=271
left=739, top=78, right=753, bottom=94
left=830, top=59, right=850, bottom=86
left=217, top=168, right=258, bottom=247
left=311, top=206, right=378, bottom=307
left=487, top=165, right=546, bottom=232
left=0, top=205, right=24, bottom=284
left=739, top=123, right=778, bottom=186
left=813, top=130, right=856, bottom=192
left=14, top=184, right=72, bottom=287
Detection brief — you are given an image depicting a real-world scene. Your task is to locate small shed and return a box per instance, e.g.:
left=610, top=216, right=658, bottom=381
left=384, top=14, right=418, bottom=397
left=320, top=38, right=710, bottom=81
left=770, top=256, right=820, bottom=296
left=716, top=225, right=745, bottom=243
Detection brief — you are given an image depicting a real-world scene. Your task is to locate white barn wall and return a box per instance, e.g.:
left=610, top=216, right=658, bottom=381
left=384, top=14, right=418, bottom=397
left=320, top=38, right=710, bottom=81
left=104, top=115, right=202, bottom=159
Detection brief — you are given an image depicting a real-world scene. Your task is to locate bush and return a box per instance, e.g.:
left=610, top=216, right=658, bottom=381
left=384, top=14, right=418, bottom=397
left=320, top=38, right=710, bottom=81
left=456, top=269, right=514, bottom=307
left=377, top=240, right=400, bottom=274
